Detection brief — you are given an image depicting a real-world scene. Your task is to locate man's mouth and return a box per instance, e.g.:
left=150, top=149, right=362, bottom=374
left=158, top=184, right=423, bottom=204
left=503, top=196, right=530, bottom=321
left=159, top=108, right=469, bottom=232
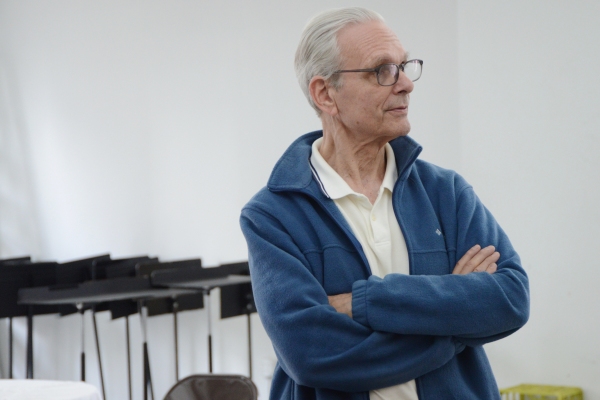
left=387, top=105, right=408, bottom=112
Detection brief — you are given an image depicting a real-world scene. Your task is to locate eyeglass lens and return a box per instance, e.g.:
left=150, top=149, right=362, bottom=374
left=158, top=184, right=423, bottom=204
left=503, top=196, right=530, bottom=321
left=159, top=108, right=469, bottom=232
left=378, top=60, right=422, bottom=85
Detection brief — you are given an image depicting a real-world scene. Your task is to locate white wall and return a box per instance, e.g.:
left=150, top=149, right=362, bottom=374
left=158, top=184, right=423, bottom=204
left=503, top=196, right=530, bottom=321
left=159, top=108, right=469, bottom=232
left=457, top=1, right=600, bottom=397
left=0, top=0, right=598, bottom=399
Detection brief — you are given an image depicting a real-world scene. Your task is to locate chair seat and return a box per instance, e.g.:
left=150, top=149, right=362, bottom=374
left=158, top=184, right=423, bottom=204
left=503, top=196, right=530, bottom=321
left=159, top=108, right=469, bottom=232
left=163, top=374, right=258, bottom=400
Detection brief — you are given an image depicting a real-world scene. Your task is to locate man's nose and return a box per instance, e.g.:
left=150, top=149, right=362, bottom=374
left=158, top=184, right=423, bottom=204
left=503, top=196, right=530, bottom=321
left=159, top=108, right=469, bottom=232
left=392, top=70, right=414, bottom=94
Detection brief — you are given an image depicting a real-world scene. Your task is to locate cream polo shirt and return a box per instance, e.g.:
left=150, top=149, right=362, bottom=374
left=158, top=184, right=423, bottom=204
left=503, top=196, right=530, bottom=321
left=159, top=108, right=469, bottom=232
left=310, top=137, right=418, bottom=400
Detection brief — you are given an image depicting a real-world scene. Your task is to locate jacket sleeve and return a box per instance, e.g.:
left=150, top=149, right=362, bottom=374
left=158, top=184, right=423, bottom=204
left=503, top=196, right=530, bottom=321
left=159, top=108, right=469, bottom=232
left=351, top=184, right=530, bottom=347
left=241, top=205, right=465, bottom=392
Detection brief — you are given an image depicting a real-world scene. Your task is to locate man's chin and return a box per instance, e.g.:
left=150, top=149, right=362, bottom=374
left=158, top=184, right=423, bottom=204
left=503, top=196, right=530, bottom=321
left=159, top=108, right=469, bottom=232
left=394, top=122, right=411, bottom=137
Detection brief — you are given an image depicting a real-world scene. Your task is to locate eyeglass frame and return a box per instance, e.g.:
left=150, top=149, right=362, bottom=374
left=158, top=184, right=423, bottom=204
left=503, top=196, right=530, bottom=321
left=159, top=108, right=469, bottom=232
left=332, top=59, right=423, bottom=86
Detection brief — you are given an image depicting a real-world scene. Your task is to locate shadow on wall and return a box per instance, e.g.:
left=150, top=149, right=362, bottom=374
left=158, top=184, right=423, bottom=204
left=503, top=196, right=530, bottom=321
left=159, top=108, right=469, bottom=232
left=0, top=65, right=43, bottom=259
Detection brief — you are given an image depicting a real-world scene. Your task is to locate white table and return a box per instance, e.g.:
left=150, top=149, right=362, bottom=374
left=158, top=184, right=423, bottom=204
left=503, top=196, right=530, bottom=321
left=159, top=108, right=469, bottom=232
left=0, top=379, right=102, bottom=400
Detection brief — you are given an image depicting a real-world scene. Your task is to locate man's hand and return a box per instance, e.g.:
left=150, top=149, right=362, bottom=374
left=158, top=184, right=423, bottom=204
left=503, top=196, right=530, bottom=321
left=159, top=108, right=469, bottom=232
left=328, top=293, right=352, bottom=318
left=453, top=244, right=500, bottom=275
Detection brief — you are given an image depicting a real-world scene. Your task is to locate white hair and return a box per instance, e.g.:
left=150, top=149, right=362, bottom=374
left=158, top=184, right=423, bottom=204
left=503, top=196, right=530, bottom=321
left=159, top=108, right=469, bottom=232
left=294, top=7, right=385, bottom=115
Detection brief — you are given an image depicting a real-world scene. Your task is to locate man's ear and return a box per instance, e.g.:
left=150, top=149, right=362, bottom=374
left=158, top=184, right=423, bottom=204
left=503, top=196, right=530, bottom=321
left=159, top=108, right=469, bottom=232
left=309, top=76, right=337, bottom=116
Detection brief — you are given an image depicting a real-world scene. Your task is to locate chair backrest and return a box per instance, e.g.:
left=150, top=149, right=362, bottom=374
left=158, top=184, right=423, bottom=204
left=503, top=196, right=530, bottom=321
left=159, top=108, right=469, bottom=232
left=163, top=374, right=258, bottom=400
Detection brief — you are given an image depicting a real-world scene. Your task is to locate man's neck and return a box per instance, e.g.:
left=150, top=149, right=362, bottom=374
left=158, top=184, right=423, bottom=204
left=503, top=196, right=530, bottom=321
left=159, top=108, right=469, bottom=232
left=319, top=125, right=388, bottom=204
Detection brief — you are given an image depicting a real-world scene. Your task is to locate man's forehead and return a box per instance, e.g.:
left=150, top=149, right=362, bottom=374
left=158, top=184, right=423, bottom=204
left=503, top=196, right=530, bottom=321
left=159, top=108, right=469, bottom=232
left=337, top=21, right=407, bottom=65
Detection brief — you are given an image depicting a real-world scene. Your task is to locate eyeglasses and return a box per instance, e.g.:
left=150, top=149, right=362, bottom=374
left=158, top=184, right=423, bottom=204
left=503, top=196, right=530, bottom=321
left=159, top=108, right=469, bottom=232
left=332, top=59, right=423, bottom=86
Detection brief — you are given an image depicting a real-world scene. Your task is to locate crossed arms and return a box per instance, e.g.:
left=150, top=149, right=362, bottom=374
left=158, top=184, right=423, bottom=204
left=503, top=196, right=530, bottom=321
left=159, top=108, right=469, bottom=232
left=328, top=244, right=500, bottom=318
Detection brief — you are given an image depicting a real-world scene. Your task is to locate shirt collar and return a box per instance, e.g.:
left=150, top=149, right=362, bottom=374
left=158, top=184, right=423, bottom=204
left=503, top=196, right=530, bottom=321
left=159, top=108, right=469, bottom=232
left=310, top=137, right=398, bottom=200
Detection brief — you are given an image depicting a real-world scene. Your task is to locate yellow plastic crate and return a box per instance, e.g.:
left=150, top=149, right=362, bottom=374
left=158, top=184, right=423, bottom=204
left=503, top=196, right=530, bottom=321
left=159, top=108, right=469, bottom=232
left=500, top=384, right=583, bottom=400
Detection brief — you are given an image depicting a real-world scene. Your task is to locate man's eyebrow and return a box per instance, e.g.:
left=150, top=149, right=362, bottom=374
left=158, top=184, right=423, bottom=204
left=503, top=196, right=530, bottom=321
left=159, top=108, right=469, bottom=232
left=371, top=52, right=410, bottom=66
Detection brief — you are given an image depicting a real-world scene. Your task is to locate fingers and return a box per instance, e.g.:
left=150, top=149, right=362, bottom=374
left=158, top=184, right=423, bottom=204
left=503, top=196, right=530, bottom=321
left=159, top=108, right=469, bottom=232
left=453, top=244, right=482, bottom=274
left=485, top=263, right=498, bottom=274
left=452, top=245, right=500, bottom=275
left=473, top=251, right=500, bottom=273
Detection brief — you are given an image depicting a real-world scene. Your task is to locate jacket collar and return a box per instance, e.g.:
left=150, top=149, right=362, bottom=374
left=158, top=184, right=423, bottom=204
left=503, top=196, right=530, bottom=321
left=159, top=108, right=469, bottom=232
left=267, top=130, right=422, bottom=193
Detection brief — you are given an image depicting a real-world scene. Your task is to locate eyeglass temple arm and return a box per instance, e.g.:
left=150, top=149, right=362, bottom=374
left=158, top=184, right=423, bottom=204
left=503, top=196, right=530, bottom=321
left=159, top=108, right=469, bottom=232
left=333, top=67, right=378, bottom=73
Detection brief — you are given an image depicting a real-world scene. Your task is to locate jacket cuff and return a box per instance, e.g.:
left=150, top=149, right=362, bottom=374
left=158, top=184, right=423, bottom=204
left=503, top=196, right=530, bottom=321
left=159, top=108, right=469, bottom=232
left=352, top=279, right=369, bottom=327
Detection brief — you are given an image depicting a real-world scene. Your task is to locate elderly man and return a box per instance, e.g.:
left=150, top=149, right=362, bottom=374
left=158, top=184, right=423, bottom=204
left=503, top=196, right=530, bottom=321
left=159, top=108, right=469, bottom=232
left=240, top=7, right=529, bottom=400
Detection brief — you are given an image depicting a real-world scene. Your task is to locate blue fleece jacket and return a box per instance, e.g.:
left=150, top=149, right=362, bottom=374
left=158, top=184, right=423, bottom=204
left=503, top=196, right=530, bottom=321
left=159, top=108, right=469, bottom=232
left=240, top=131, right=529, bottom=400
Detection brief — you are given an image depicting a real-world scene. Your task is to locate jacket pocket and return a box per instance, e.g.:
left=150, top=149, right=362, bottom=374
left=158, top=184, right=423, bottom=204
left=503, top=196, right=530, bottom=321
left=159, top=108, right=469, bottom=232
left=304, top=245, right=367, bottom=294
